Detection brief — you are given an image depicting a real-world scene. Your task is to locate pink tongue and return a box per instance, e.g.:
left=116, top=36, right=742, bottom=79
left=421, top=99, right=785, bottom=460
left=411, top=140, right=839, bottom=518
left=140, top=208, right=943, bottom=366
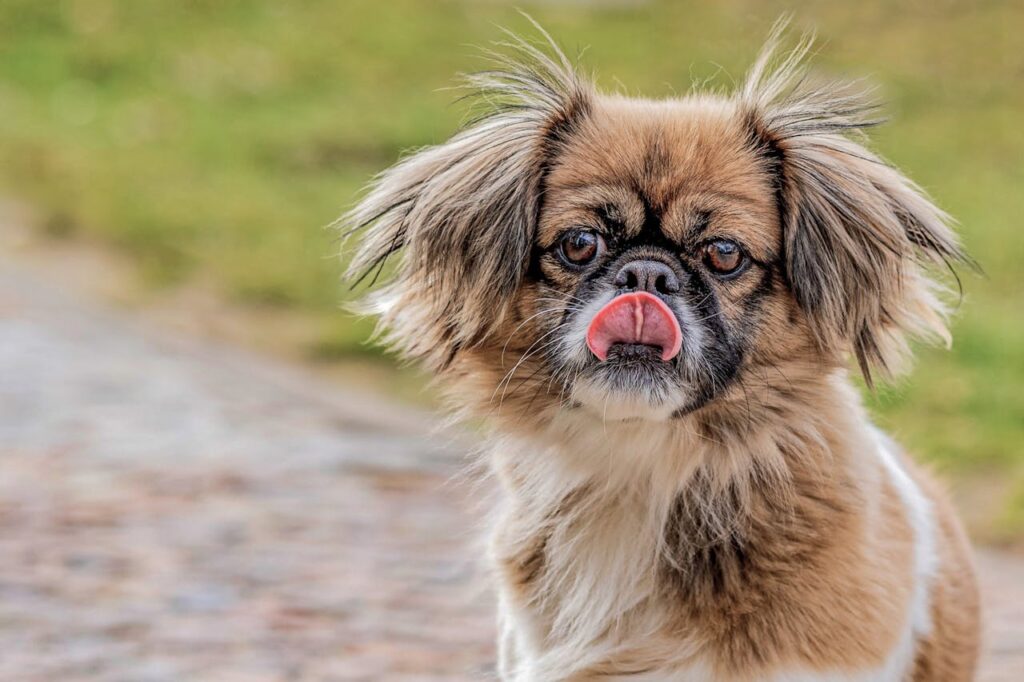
left=586, top=292, right=682, bottom=362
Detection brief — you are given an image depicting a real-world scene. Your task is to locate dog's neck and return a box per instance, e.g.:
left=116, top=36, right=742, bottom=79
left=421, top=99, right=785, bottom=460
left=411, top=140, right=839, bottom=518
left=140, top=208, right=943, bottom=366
left=490, top=366, right=868, bottom=501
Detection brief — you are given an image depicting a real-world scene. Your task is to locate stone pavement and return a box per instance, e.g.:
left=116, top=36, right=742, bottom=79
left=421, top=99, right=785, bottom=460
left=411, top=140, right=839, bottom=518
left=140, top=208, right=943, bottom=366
left=0, top=250, right=1020, bottom=680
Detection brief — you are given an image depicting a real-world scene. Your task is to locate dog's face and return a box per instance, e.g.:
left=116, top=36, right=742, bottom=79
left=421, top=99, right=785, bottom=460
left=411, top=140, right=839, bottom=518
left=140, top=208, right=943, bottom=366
left=526, top=99, right=787, bottom=420
left=346, top=36, right=967, bottom=428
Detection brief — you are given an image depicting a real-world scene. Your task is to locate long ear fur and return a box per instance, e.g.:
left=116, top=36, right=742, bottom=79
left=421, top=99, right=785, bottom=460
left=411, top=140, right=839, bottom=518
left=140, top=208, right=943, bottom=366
left=341, top=28, right=593, bottom=370
left=740, top=26, right=972, bottom=384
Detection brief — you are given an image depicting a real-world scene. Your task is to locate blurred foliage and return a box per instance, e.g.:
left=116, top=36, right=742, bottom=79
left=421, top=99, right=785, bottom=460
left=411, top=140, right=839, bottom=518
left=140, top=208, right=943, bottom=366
left=0, top=1, right=1021, bottom=533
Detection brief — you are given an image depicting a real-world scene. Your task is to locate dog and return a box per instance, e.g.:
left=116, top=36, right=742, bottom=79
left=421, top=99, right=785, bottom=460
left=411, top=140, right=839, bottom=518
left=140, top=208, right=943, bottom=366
left=343, top=23, right=980, bottom=681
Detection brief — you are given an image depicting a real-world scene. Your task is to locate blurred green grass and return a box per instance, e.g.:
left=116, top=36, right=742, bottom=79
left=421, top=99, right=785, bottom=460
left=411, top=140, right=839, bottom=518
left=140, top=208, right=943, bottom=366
left=1, top=1, right=1022, bottom=536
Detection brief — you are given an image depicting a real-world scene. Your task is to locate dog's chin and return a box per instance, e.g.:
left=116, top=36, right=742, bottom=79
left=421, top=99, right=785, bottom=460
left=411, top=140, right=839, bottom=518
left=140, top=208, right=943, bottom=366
left=569, top=345, right=689, bottom=422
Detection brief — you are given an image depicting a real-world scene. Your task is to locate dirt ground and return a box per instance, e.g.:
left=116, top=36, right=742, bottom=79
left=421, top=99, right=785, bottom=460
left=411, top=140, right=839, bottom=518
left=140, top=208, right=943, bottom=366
left=0, top=236, right=1020, bottom=680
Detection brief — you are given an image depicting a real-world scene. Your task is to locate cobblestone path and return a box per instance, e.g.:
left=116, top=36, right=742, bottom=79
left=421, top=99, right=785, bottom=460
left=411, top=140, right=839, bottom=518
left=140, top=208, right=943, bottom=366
left=0, top=251, right=1020, bottom=680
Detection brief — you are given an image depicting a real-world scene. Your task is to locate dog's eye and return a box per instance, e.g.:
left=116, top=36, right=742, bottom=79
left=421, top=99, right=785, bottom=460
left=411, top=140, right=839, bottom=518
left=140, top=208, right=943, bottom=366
left=702, top=240, right=746, bottom=276
left=557, top=230, right=604, bottom=267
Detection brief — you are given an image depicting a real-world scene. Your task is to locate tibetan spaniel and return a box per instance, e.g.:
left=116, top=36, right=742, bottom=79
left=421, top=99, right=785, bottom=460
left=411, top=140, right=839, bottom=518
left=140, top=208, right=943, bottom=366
left=343, top=24, right=980, bottom=682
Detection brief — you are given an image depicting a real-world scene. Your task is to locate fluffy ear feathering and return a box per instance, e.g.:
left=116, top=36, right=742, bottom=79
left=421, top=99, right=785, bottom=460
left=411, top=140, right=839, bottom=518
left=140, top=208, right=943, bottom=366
left=341, top=25, right=970, bottom=387
left=342, top=30, right=592, bottom=370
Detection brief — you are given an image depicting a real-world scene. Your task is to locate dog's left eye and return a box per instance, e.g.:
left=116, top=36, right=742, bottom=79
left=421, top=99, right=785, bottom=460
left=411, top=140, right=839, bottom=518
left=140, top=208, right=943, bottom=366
left=557, top=230, right=605, bottom=267
left=702, top=239, right=746, bottom=276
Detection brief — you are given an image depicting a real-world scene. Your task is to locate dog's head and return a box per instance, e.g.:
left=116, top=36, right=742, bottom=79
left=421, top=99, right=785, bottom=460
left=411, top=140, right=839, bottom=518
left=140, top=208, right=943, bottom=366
left=344, top=28, right=968, bottom=427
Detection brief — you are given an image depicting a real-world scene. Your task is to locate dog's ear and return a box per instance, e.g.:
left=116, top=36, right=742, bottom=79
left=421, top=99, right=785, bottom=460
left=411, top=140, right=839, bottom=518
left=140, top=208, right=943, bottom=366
left=741, top=29, right=972, bottom=384
left=342, top=32, right=592, bottom=370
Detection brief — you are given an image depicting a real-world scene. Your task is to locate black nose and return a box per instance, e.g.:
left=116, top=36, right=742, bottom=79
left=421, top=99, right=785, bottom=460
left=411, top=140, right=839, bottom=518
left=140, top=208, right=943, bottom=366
left=614, top=260, right=680, bottom=295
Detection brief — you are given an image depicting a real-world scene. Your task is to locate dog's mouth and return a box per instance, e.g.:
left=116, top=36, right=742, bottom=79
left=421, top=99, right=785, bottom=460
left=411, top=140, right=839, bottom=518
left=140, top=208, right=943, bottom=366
left=585, top=292, right=682, bottom=363
left=605, top=342, right=665, bottom=363
left=563, top=292, right=688, bottom=419
left=545, top=290, right=699, bottom=420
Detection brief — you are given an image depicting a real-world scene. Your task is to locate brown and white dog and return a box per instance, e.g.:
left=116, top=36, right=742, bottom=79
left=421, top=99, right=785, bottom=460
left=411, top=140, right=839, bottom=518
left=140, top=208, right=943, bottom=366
left=344, top=24, right=980, bottom=681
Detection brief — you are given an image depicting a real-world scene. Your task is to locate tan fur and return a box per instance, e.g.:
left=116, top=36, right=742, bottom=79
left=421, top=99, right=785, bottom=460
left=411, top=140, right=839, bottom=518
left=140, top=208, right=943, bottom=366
left=343, top=22, right=980, bottom=681
left=490, top=379, right=937, bottom=680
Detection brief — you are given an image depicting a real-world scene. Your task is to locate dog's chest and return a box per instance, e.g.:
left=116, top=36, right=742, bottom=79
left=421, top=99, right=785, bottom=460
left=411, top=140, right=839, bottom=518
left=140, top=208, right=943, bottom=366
left=494, top=460, right=917, bottom=682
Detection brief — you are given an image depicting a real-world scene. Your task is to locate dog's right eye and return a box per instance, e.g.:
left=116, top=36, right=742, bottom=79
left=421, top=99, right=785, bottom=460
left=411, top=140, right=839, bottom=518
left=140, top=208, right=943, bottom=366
left=556, top=230, right=604, bottom=268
